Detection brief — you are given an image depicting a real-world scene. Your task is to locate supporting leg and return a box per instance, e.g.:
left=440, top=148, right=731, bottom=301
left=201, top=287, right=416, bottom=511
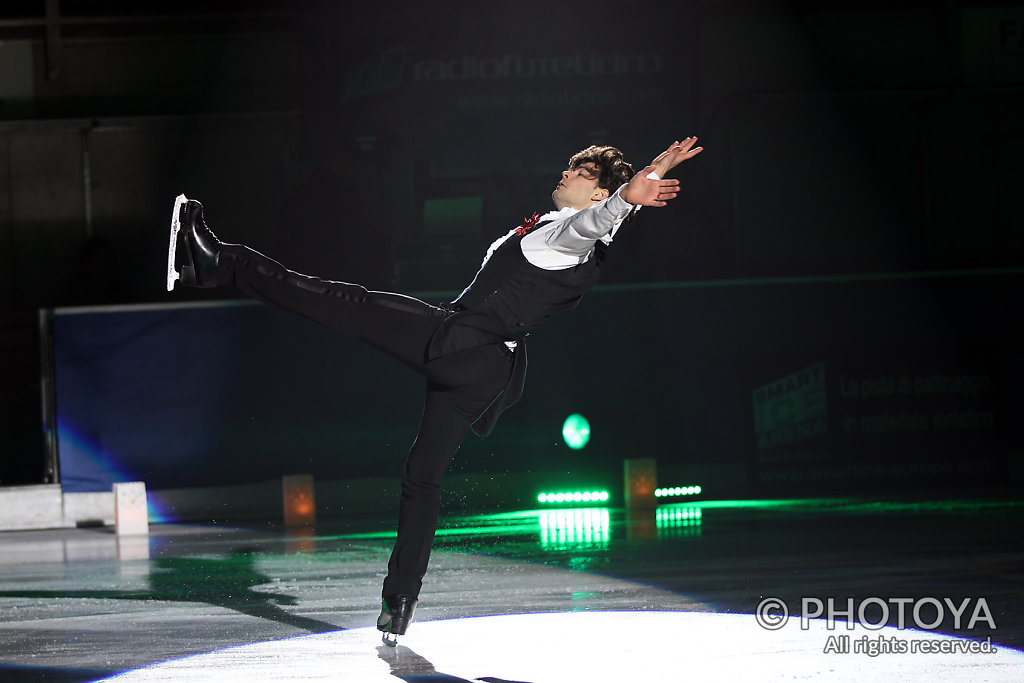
left=377, top=349, right=512, bottom=639
left=382, top=389, right=475, bottom=599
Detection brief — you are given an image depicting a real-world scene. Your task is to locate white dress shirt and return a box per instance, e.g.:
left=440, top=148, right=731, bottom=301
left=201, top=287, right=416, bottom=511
left=476, top=175, right=655, bottom=272
left=469, top=173, right=655, bottom=348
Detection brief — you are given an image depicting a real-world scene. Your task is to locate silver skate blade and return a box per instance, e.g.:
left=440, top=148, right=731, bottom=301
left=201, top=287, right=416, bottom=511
left=382, top=632, right=398, bottom=647
left=166, top=194, right=188, bottom=291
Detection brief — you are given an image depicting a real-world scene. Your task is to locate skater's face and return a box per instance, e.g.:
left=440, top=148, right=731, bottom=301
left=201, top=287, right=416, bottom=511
left=551, top=162, right=610, bottom=210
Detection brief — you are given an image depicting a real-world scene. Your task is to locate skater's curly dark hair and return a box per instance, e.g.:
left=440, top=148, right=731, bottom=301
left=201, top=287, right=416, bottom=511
left=568, top=145, right=636, bottom=193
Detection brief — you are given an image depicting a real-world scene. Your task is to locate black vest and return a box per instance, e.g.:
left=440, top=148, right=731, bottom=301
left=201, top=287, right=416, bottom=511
left=427, top=226, right=606, bottom=436
left=451, top=227, right=603, bottom=337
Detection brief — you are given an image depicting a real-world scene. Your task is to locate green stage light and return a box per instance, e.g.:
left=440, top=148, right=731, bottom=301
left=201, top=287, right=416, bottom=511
left=537, top=489, right=610, bottom=506
left=562, top=414, right=591, bottom=449
left=655, top=484, right=703, bottom=498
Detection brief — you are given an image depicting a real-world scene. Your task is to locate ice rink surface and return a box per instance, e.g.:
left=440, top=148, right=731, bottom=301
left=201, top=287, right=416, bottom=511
left=0, top=499, right=1021, bottom=682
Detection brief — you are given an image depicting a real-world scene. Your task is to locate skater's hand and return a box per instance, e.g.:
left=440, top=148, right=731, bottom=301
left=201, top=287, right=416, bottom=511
left=650, top=137, right=703, bottom=179
left=619, top=169, right=680, bottom=207
left=620, top=138, right=703, bottom=207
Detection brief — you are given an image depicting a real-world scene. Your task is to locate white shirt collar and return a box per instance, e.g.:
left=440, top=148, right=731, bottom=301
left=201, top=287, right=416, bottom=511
left=538, top=206, right=577, bottom=223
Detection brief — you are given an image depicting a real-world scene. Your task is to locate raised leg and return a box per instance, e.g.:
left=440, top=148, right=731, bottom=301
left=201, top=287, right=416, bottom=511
left=215, top=243, right=445, bottom=373
left=167, top=196, right=446, bottom=371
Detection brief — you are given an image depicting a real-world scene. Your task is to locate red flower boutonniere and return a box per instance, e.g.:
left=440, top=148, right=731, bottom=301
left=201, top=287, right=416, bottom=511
left=515, top=212, right=540, bottom=236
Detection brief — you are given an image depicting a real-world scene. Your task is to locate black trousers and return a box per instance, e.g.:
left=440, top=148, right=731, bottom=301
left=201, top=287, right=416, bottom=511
left=216, top=243, right=513, bottom=598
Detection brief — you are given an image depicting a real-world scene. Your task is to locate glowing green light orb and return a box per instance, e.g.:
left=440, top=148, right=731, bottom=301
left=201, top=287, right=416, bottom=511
left=562, top=413, right=591, bottom=449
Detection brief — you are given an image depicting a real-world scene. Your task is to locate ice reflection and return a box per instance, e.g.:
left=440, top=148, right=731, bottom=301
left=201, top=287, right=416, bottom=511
left=656, top=504, right=702, bottom=538
left=537, top=508, right=610, bottom=550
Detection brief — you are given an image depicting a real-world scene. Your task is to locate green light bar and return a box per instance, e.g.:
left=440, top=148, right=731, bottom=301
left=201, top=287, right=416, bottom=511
left=654, top=485, right=702, bottom=498
left=537, top=490, right=610, bottom=505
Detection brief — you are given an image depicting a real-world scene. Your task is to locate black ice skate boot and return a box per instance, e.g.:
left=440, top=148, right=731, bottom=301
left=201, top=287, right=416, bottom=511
left=377, top=594, right=417, bottom=647
left=166, top=194, right=222, bottom=290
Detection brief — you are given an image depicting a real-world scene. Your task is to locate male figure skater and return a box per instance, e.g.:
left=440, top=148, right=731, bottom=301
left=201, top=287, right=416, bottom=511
left=167, top=137, right=703, bottom=644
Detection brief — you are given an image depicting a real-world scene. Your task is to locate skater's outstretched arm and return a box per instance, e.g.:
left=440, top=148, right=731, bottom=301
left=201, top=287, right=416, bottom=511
left=537, top=137, right=705, bottom=250
left=619, top=137, right=703, bottom=207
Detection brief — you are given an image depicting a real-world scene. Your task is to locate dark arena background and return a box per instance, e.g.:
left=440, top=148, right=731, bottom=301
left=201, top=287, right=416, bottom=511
left=1, top=1, right=1022, bottom=681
